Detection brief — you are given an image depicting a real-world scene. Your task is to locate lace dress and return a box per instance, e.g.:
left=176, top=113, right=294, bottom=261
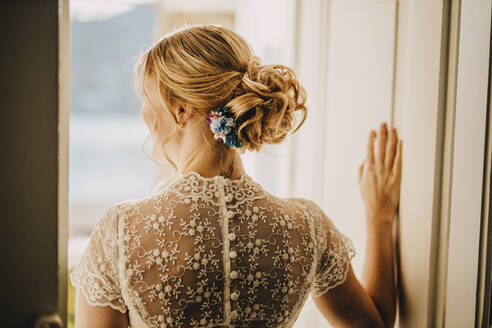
left=70, top=171, right=356, bottom=328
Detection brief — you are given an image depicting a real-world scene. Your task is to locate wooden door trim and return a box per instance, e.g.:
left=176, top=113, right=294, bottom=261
left=58, top=0, right=70, bottom=324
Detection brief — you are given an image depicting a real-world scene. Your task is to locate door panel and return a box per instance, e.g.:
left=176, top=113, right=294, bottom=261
left=291, top=0, right=399, bottom=326
left=291, top=0, right=451, bottom=327
left=0, top=0, right=69, bottom=326
left=392, top=1, right=449, bottom=327
left=321, top=0, right=397, bottom=278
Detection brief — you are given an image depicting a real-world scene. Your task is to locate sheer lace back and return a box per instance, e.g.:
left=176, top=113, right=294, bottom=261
left=70, top=171, right=356, bottom=328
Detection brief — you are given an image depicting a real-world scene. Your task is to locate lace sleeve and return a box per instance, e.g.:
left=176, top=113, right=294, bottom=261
left=309, top=201, right=356, bottom=297
left=69, top=205, right=127, bottom=313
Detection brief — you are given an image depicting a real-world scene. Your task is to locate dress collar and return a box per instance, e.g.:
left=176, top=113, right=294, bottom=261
left=153, top=170, right=255, bottom=194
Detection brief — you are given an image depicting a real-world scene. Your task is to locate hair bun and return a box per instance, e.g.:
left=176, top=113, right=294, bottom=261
left=134, top=24, right=308, bottom=164
left=226, top=56, right=308, bottom=152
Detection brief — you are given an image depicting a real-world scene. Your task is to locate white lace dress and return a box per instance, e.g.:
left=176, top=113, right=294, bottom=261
left=70, top=171, right=356, bottom=328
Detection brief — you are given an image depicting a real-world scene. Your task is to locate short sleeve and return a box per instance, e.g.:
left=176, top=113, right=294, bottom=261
left=308, top=200, right=356, bottom=296
left=69, top=205, right=127, bottom=313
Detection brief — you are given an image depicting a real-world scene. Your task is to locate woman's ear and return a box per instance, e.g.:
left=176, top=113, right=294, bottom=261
left=176, top=103, right=194, bottom=126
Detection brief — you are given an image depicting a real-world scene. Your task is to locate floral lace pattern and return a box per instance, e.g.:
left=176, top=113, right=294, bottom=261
left=70, top=171, right=356, bottom=327
left=70, top=205, right=127, bottom=313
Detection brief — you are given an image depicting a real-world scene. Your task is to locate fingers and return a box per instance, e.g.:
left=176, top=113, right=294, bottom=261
left=366, top=130, right=376, bottom=167
left=392, top=139, right=402, bottom=178
left=376, top=123, right=388, bottom=168
left=385, top=126, right=398, bottom=169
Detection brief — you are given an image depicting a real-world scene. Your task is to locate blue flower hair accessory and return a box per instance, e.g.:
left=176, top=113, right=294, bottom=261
left=206, top=106, right=244, bottom=148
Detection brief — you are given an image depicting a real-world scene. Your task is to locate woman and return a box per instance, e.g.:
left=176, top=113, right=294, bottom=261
left=70, top=24, right=402, bottom=328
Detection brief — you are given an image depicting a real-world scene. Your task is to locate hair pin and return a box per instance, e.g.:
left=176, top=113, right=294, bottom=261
left=206, top=106, right=244, bottom=148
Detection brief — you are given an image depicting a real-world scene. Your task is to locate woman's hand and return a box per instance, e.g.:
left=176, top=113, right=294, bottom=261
left=358, top=122, right=402, bottom=224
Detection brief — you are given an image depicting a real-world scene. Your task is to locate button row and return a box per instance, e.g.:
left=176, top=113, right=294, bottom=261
left=225, top=188, right=239, bottom=318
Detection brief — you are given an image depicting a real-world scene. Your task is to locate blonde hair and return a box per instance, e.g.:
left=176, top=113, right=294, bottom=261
left=134, top=24, right=308, bottom=172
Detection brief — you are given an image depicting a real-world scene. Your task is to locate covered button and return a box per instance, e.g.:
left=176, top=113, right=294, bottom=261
left=228, top=232, right=236, bottom=241
left=231, top=310, right=238, bottom=319
left=230, top=270, right=238, bottom=279
left=231, top=291, right=240, bottom=301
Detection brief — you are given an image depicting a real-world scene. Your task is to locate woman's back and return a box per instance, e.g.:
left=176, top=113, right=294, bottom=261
left=71, top=171, right=356, bottom=328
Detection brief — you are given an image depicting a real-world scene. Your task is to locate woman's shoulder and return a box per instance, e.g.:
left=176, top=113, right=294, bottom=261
left=284, top=196, right=322, bottom=213
left=106, top=182, right=205, bottom=225
left=105, top=193, right=165, bottom=225
left=283, top=197, right=335, bottom=229
left=285, top=196, right=315, bottom=206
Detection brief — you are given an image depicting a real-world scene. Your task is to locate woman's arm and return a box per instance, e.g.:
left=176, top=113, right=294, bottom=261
left=312, top=122, right=401, bottom=327
left=70, top=205, right=130, bottom=328
left=311, top=213, right=396, bottom=328
left=75, top=289, right=130, bottom=328
left=312, top=263, right=386, bottom=327
left=358, top=122, right=401, bottom=327
left=361, top=213, right=397, bottom=328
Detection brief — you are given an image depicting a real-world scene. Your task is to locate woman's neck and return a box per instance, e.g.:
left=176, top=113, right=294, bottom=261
left=177, top=145, right=246, bottom=180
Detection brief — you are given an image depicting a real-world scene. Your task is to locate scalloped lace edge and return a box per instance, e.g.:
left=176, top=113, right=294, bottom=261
left=72, top=278, right=128, bottom=314
left=309, top=243, right=357, bottom=297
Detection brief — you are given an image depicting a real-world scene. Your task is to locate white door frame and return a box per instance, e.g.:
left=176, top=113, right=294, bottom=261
left=290, top=0, right=491, bottom=327
left=439, top=0, right=492, bottom=327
